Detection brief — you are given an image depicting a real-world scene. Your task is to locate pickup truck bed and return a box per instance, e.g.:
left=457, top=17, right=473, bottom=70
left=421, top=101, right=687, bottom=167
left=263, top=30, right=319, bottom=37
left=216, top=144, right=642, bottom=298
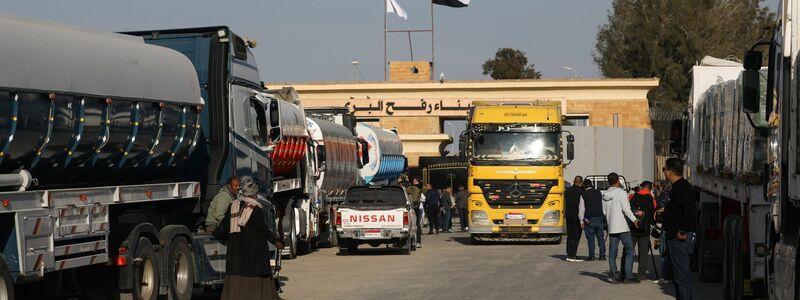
left=335, top=186, right=417, bottom=254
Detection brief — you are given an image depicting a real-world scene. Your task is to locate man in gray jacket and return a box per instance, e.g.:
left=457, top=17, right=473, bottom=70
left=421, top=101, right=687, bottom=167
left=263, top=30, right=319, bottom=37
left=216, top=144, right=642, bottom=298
left=602, top=172, right=640, bottom=284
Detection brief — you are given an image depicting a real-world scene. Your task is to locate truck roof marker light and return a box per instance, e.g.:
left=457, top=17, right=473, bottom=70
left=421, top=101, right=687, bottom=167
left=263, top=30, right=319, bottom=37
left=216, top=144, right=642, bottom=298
left=1, top=199, right=9, bottom=208
left=145, top=191, right=153, bottom=198
left=79, top=194, right=88, bottom=202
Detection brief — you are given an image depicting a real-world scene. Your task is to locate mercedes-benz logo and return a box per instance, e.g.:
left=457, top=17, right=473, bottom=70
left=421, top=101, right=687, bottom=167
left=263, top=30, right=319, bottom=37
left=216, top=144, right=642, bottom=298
left=508, top=183, right=523, bottom=198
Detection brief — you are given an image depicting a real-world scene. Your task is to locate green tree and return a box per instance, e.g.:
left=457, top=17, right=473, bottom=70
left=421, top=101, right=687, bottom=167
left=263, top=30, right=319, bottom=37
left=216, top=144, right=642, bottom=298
left=594, top=0, right=774, bottom=109
left=482, top=48, right=542, bottom=79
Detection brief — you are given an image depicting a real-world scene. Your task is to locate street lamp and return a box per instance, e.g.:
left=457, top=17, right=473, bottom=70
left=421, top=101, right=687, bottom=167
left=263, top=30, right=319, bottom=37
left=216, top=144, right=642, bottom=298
left=563, top=66, right=578, bottom=80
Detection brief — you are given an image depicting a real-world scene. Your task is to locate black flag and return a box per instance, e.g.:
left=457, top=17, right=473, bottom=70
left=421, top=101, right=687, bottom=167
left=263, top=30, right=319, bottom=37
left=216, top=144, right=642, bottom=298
left=433, top=0, right=469, bottom=8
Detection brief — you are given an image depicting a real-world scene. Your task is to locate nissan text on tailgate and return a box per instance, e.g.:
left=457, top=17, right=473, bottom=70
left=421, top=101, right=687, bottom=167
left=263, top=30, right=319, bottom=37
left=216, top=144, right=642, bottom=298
left=336, top=185, right=417, bottom=254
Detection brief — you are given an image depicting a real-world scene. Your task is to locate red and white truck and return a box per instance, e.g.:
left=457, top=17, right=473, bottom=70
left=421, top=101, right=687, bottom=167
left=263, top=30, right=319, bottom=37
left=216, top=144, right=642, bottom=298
left=335, top=185, right=417, bottom=254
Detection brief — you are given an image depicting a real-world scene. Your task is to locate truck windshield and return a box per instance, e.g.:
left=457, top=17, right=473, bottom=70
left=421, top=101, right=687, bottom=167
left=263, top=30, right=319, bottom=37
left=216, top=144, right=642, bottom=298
left=345, top=188, right=406, bottom=206
left=473, top=132, right=561, bottom=164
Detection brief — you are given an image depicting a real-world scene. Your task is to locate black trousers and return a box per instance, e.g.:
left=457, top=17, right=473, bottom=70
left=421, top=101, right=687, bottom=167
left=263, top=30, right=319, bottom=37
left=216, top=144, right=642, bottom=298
left=426, top=207, right=440, bottom=233
left=566, top=220, right=582, bottom=257
left=633, top=234, right=650, bottom=277
left=413, top=207, right=423, bottom=243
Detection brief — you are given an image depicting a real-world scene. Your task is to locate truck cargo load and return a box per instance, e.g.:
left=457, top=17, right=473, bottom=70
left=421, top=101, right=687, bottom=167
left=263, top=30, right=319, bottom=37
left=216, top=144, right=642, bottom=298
left=0, top=15, right=203, bottom=186
left=355, top=123, right=404, bottom=184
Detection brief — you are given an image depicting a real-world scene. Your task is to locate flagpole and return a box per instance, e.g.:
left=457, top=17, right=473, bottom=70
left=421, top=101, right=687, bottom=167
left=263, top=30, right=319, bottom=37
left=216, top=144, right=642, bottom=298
left=384, top=0, right=388, bottom=81
left=431, top=1, right=435, bottom=80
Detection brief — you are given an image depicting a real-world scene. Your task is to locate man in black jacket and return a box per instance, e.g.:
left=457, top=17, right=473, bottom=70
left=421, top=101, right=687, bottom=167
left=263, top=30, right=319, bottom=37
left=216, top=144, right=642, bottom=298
left=579, top=179, right=606, bottom=261
left=423, top=183, right=442, bottom=234
left=629, top=181, right=656, bottom=280
left=662, top=158, right=697, bottom=300
left=564, top=176, right=584, bottom=262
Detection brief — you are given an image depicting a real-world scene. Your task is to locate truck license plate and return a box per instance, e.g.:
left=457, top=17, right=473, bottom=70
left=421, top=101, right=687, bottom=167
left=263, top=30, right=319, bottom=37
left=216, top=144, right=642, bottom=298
left=363, top=230, right=382, bottom=238
left=505, top=213, right=525, bottom=220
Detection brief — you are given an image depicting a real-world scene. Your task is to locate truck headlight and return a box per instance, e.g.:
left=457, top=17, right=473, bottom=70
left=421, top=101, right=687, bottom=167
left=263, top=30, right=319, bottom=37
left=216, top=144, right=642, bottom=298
left=471, top=210, right=490, bottom=226
left=541, top=210, right=560, bottom=225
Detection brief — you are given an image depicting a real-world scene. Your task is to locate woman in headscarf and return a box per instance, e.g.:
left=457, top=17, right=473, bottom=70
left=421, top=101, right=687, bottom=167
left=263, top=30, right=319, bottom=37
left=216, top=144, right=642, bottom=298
left=218, top=176, right=284, bottom=300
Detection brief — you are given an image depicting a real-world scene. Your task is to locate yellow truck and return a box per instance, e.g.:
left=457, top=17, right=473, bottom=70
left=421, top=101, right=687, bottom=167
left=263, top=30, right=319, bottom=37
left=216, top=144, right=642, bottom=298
left=462, top=101, right=574, bottom=243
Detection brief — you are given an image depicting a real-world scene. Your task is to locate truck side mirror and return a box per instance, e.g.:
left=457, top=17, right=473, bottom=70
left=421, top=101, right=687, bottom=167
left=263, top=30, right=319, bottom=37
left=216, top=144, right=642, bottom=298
left=742, top=50, right=763, bottom=113
left=566, top=134, right=575, bottom=161
left=458, top=130, right=468, bottom=158
left=357, top=138, right=370, bottom=168
left=268, top=100, right=282, bottom=144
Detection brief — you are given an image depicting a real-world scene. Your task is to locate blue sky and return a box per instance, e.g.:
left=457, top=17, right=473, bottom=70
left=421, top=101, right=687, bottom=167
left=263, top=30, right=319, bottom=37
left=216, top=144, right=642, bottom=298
left=2, top=1, right=779, bottom=82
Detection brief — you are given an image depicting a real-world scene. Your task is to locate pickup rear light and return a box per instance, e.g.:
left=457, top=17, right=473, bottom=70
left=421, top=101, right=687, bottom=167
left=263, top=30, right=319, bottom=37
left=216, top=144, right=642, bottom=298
left=403, top=212, right=409, bottom=226
left=336, top=211, right=342, bottom=226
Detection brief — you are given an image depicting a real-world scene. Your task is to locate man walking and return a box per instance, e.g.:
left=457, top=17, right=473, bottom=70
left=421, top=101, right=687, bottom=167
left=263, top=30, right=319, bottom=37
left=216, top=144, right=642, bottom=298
left=602, top=172, right=639, bottom=284
left=630, top=181, right=656, bottom=280
left=565, top=176, right=584, bottom=262
left=662, top=158, right=697, bottom=299
left=406, top=177, right=423, bottom=248
left=579, top=179, right=606, bottom=261
left=441, top=186, right=455, bottom=233
left=423, top=183, right=442, bottom=234
left=455, top=185, right=469, bottom=232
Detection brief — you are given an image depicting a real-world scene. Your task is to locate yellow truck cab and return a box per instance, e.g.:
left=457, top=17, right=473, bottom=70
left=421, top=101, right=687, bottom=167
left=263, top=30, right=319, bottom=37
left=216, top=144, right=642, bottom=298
left=462, top=101, right=574, bottom=243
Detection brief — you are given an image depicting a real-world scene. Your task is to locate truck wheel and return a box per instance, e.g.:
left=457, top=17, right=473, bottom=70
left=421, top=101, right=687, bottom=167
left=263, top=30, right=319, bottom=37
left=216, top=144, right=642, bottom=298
left=167, top=237, right=194, bottom=300
left=723, top=216, right=744, bottom=300
left=0, top=256, right=14, bottom=300
left=133, top=237, right=159, bottom=300
left=287, top=208, right=298, bottom=259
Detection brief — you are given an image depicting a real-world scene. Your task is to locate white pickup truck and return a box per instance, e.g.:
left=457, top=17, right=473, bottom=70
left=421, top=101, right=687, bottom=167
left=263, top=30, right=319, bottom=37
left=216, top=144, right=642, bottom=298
left=335, top=185, right=417, bottom=254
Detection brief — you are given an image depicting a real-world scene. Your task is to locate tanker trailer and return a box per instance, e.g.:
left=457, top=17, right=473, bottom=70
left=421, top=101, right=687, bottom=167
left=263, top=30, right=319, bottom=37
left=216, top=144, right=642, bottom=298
left=0, top=15, right=207, bottom=300
left=356, top=123, right=406, bottom=185
left=307, top=117, right=369, bottom=247
left=265, top=87, right=320, bottom=259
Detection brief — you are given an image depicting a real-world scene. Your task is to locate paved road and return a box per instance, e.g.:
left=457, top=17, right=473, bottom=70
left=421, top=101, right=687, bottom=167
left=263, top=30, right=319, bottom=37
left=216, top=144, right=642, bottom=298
left=276, top=232, right=723, bottom=300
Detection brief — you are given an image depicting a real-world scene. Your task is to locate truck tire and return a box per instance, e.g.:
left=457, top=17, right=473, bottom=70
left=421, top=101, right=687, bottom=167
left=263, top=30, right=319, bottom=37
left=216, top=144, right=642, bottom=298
left=133, top=237, right=159, bottom=300
left=167, top=237, right=194, bottom=300
left=400, top=238, right=412, bottom=255
left=723, top=216, right=744, bottom=300
left=286, top=208, right=298, bottom=259
left=0, top=256, right=14, bottom=300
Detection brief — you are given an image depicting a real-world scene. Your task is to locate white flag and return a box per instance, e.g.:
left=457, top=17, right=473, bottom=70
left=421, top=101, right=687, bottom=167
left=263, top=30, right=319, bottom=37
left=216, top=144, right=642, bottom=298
left=386, top=0, right=408, bottom=20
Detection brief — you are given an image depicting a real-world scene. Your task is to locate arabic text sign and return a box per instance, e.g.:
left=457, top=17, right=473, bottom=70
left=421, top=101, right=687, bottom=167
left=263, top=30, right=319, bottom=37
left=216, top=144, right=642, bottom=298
left=306, top=98, right=474, bottom=117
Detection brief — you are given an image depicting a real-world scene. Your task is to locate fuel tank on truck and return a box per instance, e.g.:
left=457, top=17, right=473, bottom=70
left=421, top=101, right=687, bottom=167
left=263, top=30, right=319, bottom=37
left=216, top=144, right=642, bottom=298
left=270, top=99, right=309, bottom=177
left=307, top=117, right=360, bottom=198
left=0, top=15, right=203, bottom=187
left=355, top=123, right=404, bottom=184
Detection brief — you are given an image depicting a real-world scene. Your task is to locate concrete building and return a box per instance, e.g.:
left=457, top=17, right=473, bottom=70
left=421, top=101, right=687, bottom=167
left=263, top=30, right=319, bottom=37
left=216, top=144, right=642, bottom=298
left=267, top=79, right=659, bottom=168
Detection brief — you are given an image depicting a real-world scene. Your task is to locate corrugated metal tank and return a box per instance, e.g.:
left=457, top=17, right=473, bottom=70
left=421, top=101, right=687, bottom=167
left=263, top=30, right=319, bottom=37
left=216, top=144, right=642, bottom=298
left=270, top=100, right=308, bottom=177
left=307, top=118, right=360, bottom=198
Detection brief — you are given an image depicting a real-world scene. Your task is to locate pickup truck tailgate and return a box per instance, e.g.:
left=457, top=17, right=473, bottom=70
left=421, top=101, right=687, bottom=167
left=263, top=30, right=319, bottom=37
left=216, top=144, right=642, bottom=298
left=340, top=209, right=405, bottom=229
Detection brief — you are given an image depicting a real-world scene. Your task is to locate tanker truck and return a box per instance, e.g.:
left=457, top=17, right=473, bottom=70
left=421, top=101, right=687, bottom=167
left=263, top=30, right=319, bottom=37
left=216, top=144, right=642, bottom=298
left=355, top=123, right=406, bottom=185
left=0, top=15, right=283, bottom=300
left=305, top=108, right=369, bottom=248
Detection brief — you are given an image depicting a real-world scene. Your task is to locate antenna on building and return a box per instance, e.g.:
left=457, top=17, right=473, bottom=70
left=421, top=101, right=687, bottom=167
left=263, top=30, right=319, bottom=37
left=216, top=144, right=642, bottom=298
left=352, top=59, right=362, bottom=81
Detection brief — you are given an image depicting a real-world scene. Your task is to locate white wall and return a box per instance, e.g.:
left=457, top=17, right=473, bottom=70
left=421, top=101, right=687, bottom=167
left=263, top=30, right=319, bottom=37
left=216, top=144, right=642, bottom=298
left=563, top=126, right=655, bottom=187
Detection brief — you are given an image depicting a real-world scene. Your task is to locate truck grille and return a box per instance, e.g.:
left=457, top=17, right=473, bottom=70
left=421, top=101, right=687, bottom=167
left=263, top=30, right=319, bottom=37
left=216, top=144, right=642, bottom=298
left=474, top=180, right=558, bottom=208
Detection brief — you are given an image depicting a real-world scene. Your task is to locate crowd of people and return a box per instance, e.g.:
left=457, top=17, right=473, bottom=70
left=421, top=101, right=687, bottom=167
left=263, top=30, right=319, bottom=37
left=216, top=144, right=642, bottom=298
left=402, top=177, right=470, bottom=248
left=563, top=158, right=697, bottom=300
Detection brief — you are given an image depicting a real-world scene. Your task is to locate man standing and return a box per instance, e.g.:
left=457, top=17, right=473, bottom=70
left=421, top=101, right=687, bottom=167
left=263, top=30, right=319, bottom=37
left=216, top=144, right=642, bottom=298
left=630, top=181, right=656, bottom=280
left=602, top=172, right=640, bottom=284
left=406, top=177, right=423, bottom=248
left=423, top=183, right=442, bottom=234
left=564, top=176, right=584, bottom=262
left=205, top=177, right=240, bottom=234
left=455, top=185, right=469, bottom=232
left=441, top=186, right=455, bottom=233
left=662, top=158, right=697, bottom=299
left=579, top=179, right=606, bottom=261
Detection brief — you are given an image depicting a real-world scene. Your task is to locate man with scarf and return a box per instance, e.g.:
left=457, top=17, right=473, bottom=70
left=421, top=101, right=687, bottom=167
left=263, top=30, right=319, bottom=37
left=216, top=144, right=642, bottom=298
left=217, top=176, right=284, bottom=300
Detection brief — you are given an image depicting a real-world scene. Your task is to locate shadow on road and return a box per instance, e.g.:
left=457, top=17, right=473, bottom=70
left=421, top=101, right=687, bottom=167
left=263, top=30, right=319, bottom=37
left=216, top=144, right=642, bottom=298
left=549, top=254, right=568, bottom=261
left=578, top=270, right=614, bottom=284
left=335, top=247, right=409, bottom=256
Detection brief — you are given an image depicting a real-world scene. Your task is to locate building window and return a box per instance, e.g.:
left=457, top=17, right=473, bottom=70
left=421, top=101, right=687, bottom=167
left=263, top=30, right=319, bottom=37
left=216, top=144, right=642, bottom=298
left=443, top=119, right=467, bottom=156
left=564, top=115, right=589, bottom=127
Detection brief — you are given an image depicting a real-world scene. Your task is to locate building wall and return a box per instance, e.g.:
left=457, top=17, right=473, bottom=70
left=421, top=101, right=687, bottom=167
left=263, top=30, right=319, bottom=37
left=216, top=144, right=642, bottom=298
left=267, top=79, right=659, bottom=167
